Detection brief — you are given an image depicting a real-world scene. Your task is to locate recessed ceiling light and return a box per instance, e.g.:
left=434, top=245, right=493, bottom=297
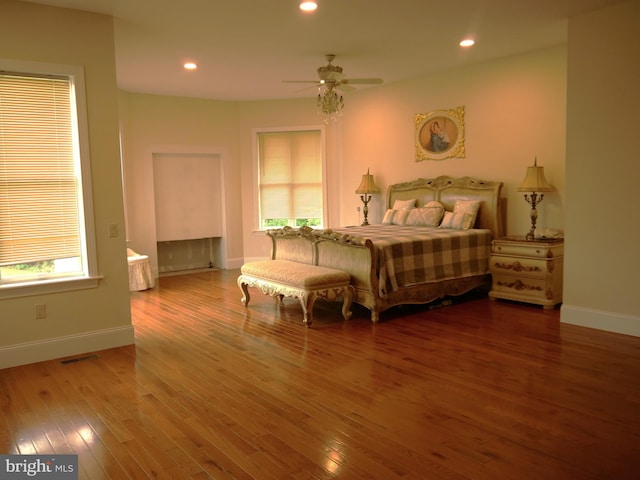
left=300, top=1, right=318, bottom=12
left=184, top=62, right=197, bottom=70
left=460, top=39, right=475, bottom=47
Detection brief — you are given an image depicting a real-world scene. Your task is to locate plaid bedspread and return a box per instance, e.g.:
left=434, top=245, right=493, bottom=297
left=335, top=225, right=492, bottom=297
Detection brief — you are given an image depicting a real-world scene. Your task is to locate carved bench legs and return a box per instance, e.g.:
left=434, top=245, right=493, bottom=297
left=238, top=275, right=354, bottom=327
left=299, top=285, right=355, bottom=325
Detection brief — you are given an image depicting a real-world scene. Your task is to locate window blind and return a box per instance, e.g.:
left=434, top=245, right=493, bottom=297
left=258, top=130, right=322, bottom=225
left=0, top=72, right=81, bottom=266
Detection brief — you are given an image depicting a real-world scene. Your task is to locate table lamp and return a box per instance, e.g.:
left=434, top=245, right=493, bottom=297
left=517, top=158, right=553, bottom=240
left=355, top=169, right=380, bottom=226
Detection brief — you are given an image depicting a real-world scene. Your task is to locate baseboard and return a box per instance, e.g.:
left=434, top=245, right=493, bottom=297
left=158, top=263, right=211, bottom=274
left=0, top=325, right=135, bottom=369
left=226, top=257, right=245, bottom=269
left=236, top=256, right=268, bottom=267
left=159, top=267, right=217, bottom=277
left=561, top=304, right=640, bottom=337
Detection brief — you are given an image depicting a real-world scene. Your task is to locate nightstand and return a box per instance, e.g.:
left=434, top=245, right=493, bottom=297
left=489, top=236, right=564, bottom=309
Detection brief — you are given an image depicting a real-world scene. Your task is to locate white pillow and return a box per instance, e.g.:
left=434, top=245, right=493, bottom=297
left=382, top=209, right=396, bottom=224
left=381, top=208, right=410, bottom=225
left=440, top=200, right=481, bottom=230
left=392, top=209, right=411, bottom=225
left=439, top=211, right=468, bottom=229
left=455, top=199, right=481, bottom=225
left=392, top=198, right=416, bottom=210
left=406, top=206, right=444, bottom=227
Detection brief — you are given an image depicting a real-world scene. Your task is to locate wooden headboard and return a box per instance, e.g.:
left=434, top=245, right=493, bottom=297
left=386, top=175, right=504, bottom=237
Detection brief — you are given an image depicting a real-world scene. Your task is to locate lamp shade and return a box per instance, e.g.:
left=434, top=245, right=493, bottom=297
left=355, top=169, right=380, bottom=194
left=518, top=161, right=553, bottom=192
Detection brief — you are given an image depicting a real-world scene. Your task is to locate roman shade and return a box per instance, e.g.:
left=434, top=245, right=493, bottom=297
left=258, top=130, right=323, bottom=226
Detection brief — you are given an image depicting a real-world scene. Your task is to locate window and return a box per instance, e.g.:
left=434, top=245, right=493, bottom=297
left=256, top=128, right=325, bottom=229
left=0, top=60, right=98, bottom=296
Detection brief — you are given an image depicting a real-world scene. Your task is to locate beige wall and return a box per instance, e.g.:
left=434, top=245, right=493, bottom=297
left=118, top=92, right=243, bottom=273
left=121, top=93, right=350, bottom=267
left=0, top=0, right=132, bottom=368
left=121, top=47, right=568, bottom=291
left=339, top=46, right=567, bottom=234
left=233, top=47, right=567, bottom=261
left=562, top=0, right=640, bottom=335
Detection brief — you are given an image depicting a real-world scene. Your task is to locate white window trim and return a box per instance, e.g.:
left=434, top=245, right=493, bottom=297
left=251, top=125, right=327, bottom=232
left=0, top=59, right=101, bottom=299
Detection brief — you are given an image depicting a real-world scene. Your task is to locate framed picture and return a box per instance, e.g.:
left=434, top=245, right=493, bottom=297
left=415, top=105, right=465, bottom=161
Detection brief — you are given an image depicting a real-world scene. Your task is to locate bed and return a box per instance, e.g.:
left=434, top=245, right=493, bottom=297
left=269, top=175, right=504, bottom=322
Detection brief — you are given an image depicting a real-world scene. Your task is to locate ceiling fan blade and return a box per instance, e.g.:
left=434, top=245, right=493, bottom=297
left=342, top=78, right=384, bottom=85
left=284, top=55, right=383, bottom=98
left=338, top=84, right=356, bottom=92
left=294, top=85, right=321, bottom=93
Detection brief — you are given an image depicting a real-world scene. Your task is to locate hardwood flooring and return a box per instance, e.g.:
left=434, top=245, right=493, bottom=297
left=1, top=269, right=640, bottom=479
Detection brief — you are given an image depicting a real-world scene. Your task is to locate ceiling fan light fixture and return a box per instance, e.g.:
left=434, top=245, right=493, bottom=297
left=283, top=54, right=382, bottom=123
left=317, top=85, right=343, bottom=123
left=299, top=1, right=318, bottom=12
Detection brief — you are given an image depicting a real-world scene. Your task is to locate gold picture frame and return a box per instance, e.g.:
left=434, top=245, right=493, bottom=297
left=415, top=105, right=465, bottom=161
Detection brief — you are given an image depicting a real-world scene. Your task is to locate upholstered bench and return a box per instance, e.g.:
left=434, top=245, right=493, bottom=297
left=237, top=259, right=354, bottom=326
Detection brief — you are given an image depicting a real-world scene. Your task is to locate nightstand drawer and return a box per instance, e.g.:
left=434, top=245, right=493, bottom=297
left=489, top=256, right=550, bottom=279
left=491, top=274, right=551, bottom=302
left=492, top=242, right=562, bottom=259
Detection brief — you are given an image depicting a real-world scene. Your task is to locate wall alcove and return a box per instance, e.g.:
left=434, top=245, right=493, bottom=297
left=152, top=152, right=223, bottom=274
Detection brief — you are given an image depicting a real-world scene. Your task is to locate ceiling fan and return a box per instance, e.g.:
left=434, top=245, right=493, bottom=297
left=283, top=54, right=383, bottom=91
left=284, top=54, right=383, bottom=122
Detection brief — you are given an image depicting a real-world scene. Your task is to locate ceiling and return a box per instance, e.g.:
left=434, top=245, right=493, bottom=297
left=24, top=0, right=625, bottom=101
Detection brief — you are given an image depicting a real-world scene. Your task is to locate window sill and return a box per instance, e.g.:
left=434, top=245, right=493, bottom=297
left=0, top=276, right=103, bottom=300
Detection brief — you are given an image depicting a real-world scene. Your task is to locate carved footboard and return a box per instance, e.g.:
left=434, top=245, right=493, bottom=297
left=311, top=230, right=382, bottom=321
left=312, top=229, right=489, bottom=322
left=267, top=226, right=490, bottom=323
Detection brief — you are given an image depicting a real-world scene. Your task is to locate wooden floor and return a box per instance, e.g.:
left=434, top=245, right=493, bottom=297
left=2, top=269, right=640, bottom=479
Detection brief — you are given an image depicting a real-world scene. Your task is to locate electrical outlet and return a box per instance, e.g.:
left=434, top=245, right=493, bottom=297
left=35, top=304, right=46, bottom=319
left=108, top=223, right=119, bottom=238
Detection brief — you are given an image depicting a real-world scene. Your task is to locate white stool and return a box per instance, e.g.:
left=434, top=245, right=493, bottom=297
left=127, top=248, right=155, bottom=291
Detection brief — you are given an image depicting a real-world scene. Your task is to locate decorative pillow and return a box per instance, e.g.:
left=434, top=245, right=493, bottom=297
left=406, top=206, right=444, bottom=227
left=439, top=211, right=469, bottom=229
left=437, top=200, right=481, bottom=230
left=454, top=200, right=480, bottom=227
left=454, top=199, right=481, bottom=215
left=392, top=209, right=411, bottom=226
left=382, top=209, right=396, bottom=224
left=424, top=200, right=444, bottom=209
left=392, top=198, right=416, bottom=210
